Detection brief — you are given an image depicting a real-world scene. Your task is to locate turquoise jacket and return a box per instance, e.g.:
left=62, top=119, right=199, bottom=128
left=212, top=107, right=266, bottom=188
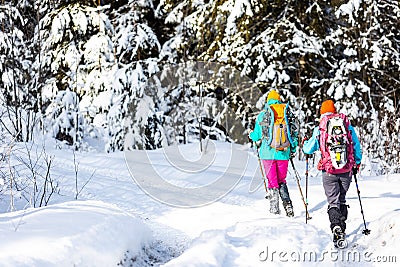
left=250, top=99, right=298, bottom=160
left=302, top=116, right=362, bottom=165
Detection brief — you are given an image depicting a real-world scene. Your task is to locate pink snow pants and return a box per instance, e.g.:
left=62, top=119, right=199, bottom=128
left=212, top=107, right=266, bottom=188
left=262, top=159, right=289, bottom=189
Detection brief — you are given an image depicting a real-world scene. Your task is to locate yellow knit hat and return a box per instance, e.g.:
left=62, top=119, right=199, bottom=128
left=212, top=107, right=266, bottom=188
left=267, top=90, right=280, bottom=102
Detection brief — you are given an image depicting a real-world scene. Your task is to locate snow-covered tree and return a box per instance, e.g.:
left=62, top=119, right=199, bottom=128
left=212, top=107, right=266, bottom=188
left=35, top=1, right=115, bottom=147
left=328, top=0, right=400, bottom=171
left=107, top=0, right=161, bottom=151
left=45, top=89, right=83, bottom=146
left=156, top=0, right=330, bottom=138
left=0, top=3, right=26, bottom=140
left=127, top=61, right=257, bottom=149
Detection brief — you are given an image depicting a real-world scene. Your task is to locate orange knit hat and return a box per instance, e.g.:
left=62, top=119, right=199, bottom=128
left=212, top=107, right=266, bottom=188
left=320, top=100, right=337, bottom=115
left=267, top=90, right=280, bottom=102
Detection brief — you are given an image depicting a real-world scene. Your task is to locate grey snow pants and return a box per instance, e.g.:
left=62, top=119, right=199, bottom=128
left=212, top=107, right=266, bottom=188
left=322, top=171, right=352, bottom=231
left=322, top=171, right=352, bottom=209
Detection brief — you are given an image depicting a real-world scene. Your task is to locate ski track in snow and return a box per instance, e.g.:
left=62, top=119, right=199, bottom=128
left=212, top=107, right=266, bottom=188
left=2, top=141, right=400, bottom=266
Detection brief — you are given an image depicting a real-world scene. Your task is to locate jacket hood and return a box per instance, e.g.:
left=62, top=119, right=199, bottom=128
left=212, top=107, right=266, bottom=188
left=321, top=112, right=334, bottom=117
left=319, top=112, right=334, bottom=121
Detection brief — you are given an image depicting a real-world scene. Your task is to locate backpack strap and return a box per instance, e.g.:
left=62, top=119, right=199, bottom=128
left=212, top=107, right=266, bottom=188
left=284, top=103, right=296, bottom=146
left=318, top=114, right=332, bottom=170
left=264, top=105, right=275, bottom=146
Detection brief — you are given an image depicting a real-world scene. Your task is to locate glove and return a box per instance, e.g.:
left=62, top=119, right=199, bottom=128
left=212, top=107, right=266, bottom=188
left=290, top=147, right=296, bottom=159
left=302, top=136, right=309, bottom=146
left=247, top=129, right=253, bottom=142
left=353, top=164, right=361, bottom=174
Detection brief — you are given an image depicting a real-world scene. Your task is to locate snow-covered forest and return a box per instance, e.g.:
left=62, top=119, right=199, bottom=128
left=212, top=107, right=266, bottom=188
left=1, top=0, right=399, bottom=167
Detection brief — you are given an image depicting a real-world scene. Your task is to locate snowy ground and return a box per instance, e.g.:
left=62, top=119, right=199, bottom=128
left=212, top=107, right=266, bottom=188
left=0, top=141, right=399, bottom=266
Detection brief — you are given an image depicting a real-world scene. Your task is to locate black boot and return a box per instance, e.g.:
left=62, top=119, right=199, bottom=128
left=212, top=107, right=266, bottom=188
left=279, top=183, right=294, bottom=217
left=328, top=205, right=347, bottom=248
left=278, top=183, right=291, bottom=202
left=339, top=204, right=349, bottom=232
left=328, top=207, right=345, bottom=231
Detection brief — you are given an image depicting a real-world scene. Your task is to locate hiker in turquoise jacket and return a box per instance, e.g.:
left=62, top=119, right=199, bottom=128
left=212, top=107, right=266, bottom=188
left=249, top=90, right=298, bottom=216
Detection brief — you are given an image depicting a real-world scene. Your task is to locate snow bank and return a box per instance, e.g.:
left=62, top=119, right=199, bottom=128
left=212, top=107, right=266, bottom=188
left=358, top=210, right=400, bottom=260
left=162, top=218, right=330, bottom=266
left=0, top=200, right=151, bottom=267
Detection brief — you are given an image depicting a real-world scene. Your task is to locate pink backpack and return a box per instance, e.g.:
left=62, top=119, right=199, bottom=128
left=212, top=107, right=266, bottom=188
left=318, top=113, right=355, bottom=174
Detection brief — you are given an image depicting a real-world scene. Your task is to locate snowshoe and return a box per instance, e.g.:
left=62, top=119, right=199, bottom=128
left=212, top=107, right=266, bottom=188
left=332, top=226, right=348, bottom=249
left=283, top=201, right=294, bottom=217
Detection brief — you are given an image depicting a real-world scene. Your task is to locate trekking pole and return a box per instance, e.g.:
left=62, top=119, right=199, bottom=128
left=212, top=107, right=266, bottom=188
left=305, top=155, right=310, bottom=224
left=289, top=158, right=312, bottom=222
left=254, top=142, right=271, bottom=199
left=353, top=169, right=371, bottom=235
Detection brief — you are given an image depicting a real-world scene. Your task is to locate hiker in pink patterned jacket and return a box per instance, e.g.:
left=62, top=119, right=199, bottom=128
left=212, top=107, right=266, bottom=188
left=303, top=100, right=362, bottom=240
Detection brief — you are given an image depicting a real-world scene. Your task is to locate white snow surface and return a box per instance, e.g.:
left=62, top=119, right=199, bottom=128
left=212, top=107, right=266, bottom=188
left=0, top=141, right=399, bottom=266
left=0, top=201, right=151, bottom=267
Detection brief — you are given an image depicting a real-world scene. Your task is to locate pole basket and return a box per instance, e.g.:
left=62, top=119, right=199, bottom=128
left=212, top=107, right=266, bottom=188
left=362, top=229, right=371, bottom=235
